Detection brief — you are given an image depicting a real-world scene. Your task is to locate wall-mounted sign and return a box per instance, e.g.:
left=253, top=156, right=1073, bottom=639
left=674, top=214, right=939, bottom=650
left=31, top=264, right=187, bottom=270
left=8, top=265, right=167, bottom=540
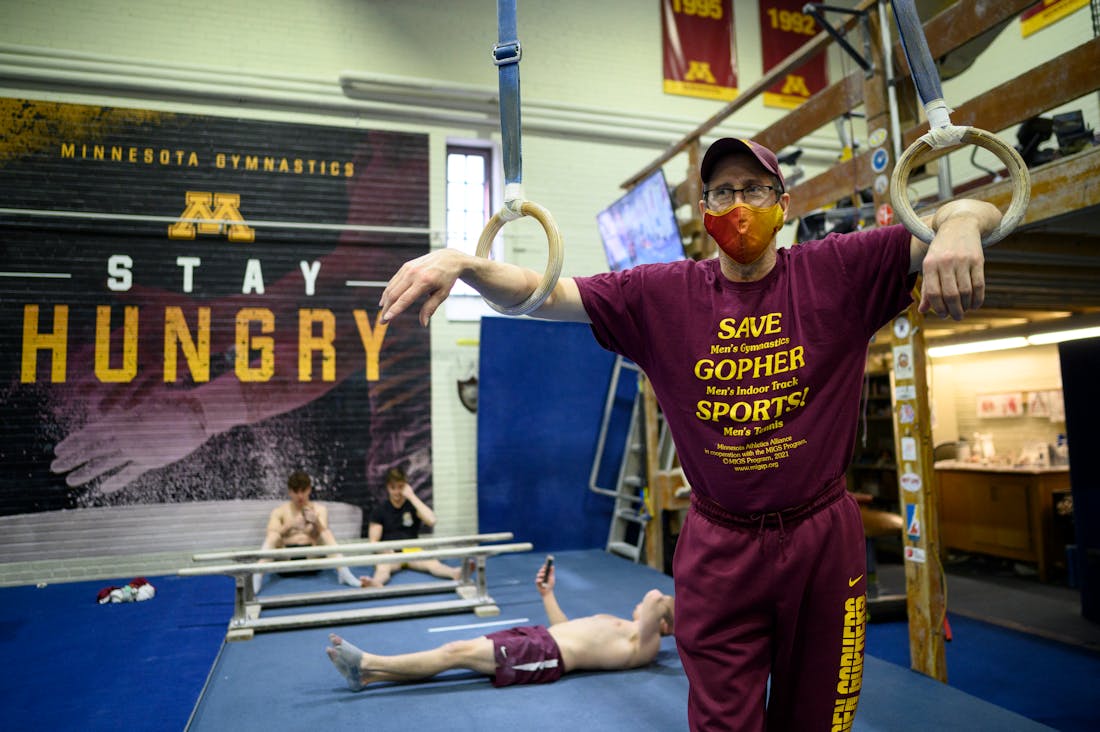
left=662, top=0, right=737, bottom=101
left=1020, top=0, right=1088, bottom=38
left=759, top=0, right=829, bottom=109
left=977, top=392, right=1024, bottom=419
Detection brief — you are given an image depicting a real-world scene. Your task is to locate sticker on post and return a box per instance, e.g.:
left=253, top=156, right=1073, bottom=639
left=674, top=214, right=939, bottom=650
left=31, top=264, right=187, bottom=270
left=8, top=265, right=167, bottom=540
left=871, top=147, right=890, bottom=172
left=893, top=315, right=911, bottom=340
left=904, top=546, right=926, bottom=563
left=901, top=437, right=918, bottom=461
left=869, top=128, right=889, bottom=147
left=899, top=403, right=915, bottom=424
left=906, top=504, right=921, bottom=540
left=893, top=345, right=913, bottom=379
left=900, top=471, right=922, bottom=493
left=876, top=203, right=894, bottom=226
left=895, top=385, right=916, bottom=401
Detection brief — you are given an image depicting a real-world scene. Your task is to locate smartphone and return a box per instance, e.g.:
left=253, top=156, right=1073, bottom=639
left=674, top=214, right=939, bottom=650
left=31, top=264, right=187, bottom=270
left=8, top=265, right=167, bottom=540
left=541, top=555, right=554, bottom=586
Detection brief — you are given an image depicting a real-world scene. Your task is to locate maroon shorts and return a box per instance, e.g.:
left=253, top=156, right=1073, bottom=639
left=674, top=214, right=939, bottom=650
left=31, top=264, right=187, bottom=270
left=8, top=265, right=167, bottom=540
left=484, top=625, right=565, bottom=687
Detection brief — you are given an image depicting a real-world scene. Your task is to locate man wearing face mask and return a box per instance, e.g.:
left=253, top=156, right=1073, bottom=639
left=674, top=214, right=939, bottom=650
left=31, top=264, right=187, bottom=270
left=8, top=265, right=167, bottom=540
left=377, top=137, right=1001, bottom=731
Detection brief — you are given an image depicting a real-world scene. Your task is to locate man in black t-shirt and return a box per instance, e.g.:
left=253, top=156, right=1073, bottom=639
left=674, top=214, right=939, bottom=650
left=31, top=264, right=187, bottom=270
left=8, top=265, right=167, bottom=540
left=366, top=467, right=461, bottom=586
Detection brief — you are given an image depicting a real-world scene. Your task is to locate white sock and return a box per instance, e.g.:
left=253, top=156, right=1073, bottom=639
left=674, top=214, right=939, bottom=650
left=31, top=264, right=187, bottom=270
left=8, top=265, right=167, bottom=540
left=336, top=566, right=360, bottom=588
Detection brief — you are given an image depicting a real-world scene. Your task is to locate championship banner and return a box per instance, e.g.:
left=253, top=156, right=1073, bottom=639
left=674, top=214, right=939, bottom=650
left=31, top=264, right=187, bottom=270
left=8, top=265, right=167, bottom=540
left=0, top=98, right=431, bottom=518
left=759, top=0, right=828, bottom=109
left=661, top=0, right=738, bottom=101
left=1020, top=0, right=1088, bottom=38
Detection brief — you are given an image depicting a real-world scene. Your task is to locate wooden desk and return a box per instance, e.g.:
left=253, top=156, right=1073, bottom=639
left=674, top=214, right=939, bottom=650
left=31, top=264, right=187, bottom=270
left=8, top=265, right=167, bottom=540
left=935, top=462, right=1070, bottom=582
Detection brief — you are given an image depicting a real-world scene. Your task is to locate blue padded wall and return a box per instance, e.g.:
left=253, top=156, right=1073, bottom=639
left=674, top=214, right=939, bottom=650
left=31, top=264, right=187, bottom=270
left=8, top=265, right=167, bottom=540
left=477, top=318, right=634, bottom=552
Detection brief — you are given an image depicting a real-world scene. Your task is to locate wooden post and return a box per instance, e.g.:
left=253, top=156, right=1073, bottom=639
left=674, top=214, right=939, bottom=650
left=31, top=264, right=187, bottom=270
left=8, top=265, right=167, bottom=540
left=889, top=305, right=947, bottom=682
left=640, top=373, right=663, bottom=571
left=862, top=4, right=946, bottom=681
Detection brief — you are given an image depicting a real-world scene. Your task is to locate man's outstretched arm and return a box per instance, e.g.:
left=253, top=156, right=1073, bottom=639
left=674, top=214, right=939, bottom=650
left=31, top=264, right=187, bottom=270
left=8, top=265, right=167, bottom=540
left=379, top=248, right=590, bottom=326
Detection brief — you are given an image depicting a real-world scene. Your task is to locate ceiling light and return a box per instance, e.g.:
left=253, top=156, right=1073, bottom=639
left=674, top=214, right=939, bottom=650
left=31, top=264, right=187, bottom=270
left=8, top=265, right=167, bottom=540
left=927, top=337, right=1029, bottom=358
left=1026, top=326, right=1100, bottom=345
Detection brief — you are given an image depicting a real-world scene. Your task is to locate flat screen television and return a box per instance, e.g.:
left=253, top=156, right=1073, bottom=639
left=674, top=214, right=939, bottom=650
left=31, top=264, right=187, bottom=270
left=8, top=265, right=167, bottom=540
left=596, top=169, right=685, bottom=272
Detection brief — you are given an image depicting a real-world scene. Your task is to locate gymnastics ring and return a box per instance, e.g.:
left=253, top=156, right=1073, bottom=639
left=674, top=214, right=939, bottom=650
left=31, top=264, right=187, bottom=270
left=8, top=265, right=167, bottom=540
left=474, top=199, right=564, bottom=316
left=890, top=127, right=1030, bottom=246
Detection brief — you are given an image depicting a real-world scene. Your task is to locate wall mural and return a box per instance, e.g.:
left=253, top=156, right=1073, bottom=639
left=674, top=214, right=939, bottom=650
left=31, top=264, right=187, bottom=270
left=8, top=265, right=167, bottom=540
left=0, top=98, right=432, bottom=522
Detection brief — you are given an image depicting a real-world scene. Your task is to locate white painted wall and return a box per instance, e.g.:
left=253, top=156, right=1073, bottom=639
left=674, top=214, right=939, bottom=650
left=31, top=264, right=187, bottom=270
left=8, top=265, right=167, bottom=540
left=930, top=344, right=1067, bottom=458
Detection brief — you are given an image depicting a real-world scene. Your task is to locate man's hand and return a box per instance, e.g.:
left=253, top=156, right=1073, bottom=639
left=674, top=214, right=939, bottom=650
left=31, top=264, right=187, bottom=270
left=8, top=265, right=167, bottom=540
left=535, top=562, right=555, bottom=596
left=917, top=200, right=1001, bottom=321
left=380, top=249, right=469, bottom=326
left=919, top=216, right=985, bottom=320
left=399, top=481, right=416, bottom=501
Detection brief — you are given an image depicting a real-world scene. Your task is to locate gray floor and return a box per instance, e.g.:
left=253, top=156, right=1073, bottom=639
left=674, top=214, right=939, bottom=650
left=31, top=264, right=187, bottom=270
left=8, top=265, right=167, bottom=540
left=875, top=554, right=1100, bottom=652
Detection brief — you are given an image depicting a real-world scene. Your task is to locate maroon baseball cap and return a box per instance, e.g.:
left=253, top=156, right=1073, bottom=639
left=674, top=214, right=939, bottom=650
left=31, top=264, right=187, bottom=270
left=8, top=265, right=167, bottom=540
left=700, top=138, right=786, bottom=192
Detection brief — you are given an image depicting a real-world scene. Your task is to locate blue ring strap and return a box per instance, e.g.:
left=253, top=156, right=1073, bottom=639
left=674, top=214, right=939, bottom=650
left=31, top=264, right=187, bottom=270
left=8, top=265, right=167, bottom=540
left=494, top=0, right=522, bottom=187
left=890, top=0, right=944, bottom=109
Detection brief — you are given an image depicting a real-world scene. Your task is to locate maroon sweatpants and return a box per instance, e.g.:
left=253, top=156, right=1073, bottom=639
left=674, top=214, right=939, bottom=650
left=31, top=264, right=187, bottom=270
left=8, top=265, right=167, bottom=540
left=672, top=478, right=867, bottom=732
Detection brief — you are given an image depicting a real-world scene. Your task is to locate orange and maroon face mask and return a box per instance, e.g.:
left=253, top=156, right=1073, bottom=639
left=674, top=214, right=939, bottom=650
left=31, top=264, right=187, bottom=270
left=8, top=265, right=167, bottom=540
left=703, top=201, right=785, bottom=264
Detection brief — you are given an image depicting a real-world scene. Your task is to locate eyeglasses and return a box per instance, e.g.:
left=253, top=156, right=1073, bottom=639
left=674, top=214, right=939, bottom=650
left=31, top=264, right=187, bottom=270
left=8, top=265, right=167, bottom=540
left=703, top=184, right=779, bottom=209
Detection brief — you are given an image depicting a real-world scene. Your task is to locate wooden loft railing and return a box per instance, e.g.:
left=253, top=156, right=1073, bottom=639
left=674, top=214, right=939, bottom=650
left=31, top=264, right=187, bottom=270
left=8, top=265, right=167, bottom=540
left=905, top=37, right=1100, bottom=216
left=628, top=0, right=1100, bottom=241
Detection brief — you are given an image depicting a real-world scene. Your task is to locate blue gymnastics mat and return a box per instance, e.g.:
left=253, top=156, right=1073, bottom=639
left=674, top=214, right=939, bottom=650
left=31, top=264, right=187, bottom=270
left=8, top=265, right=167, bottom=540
left=2, top=572, right=231, bottom=732
left=187, top=549, right=1053, bottom=732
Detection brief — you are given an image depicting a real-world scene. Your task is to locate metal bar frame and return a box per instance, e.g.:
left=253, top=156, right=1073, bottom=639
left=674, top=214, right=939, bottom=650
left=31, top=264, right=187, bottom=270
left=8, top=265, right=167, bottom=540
left=255, top=580, right=460, bottom=609
left=192, top=532, right=515, bottom=562
left=181, top=541, right=532, bottom=641
left=180, top=542, right=532, bottom=576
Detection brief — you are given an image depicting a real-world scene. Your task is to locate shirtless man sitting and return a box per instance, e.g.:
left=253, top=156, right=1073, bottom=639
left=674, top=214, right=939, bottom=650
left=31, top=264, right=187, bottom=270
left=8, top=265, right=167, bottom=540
left=253, top=470, right=368, bottom=593
left=325, top=560, right=675, bottom=690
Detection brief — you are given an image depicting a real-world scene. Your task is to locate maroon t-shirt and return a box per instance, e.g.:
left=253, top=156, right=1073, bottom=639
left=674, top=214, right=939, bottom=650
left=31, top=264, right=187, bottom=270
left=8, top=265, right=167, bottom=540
left=576, top=226, right=915, bottom=514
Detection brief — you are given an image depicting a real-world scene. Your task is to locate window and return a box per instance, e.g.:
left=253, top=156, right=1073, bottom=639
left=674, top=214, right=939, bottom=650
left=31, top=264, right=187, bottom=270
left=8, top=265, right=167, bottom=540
left=445, top=143, right=498, bottom=302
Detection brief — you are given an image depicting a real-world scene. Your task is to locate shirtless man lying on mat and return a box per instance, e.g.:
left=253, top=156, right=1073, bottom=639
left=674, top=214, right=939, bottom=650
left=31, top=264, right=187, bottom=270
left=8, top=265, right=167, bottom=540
left=325, top=560, right=674, bottom=690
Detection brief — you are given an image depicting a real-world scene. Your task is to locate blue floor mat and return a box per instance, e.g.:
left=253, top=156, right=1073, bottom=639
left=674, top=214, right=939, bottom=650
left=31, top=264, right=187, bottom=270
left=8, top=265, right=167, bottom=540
left=867, top=614, right=1100, bottom=732
left=1, top=573, right=231, bottom=732
left=1, top=550, right=1085, bottom=732
left=189, top=550, right=1056, bottom=732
